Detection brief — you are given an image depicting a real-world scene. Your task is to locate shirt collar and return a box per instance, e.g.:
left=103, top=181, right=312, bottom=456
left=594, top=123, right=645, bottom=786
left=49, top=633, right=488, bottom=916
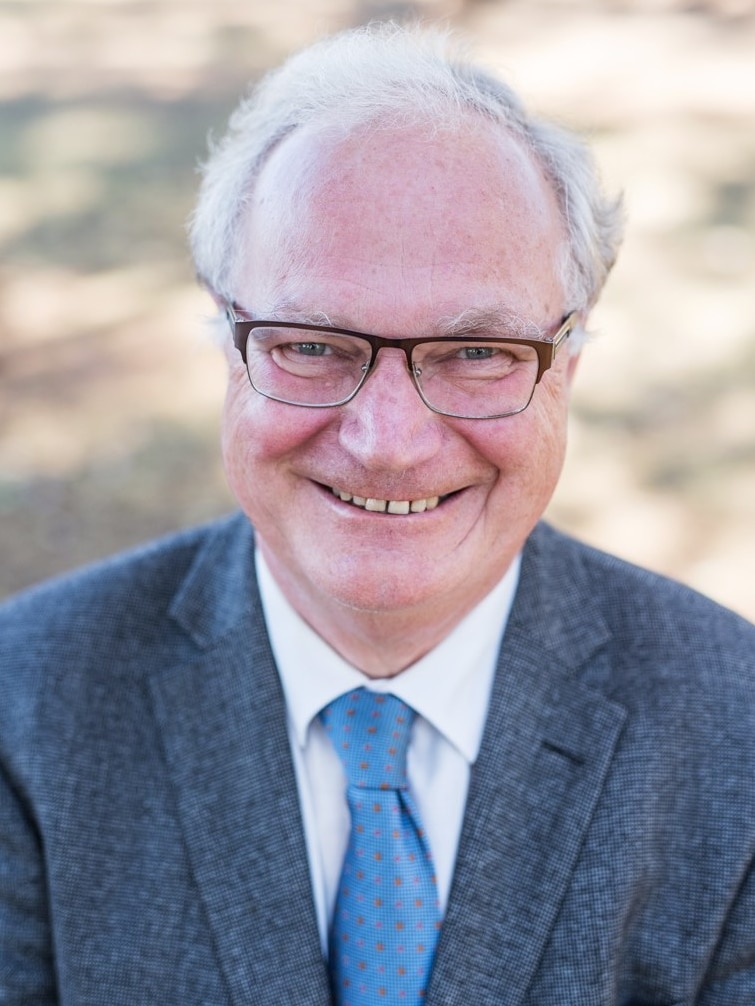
left=255, top=549, right=520, bottom=765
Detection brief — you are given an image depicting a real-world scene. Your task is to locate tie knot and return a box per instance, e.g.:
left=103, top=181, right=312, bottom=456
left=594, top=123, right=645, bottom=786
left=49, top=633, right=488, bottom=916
left=320, top=688, right=415, bottom=790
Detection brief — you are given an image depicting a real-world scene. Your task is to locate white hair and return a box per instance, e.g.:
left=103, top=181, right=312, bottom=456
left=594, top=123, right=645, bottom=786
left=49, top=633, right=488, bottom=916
left=189, top=22, right=624, bottom=333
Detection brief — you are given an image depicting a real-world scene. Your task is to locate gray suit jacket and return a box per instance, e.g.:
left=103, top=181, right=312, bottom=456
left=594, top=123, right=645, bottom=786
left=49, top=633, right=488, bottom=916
left=1, top=514, right=754, bottom=1005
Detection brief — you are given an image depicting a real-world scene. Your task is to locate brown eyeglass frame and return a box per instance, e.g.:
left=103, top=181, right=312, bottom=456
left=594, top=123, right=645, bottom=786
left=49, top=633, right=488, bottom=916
left=226, top=302, right=578, bottom=417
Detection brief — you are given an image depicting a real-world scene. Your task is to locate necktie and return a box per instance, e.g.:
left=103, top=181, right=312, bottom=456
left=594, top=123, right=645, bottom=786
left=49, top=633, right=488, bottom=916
left=320, top=689, right=441, bottom=1005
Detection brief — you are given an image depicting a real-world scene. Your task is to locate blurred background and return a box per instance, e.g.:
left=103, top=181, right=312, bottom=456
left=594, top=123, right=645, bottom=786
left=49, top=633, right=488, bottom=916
left=1, top=0, right=753, bottom=620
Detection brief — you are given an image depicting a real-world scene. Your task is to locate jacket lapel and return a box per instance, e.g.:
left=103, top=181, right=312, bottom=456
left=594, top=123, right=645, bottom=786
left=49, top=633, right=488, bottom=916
left=428, top=524, right=627, bottom=1005
left=147, top=517, right=331, bottom=1005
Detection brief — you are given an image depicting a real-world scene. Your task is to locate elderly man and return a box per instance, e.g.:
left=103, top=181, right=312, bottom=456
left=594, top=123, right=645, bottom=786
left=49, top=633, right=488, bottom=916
left=1, top=23, right=754, bottom=1006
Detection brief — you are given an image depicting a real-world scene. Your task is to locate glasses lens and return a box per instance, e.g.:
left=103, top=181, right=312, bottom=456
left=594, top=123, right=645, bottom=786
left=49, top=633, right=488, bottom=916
left=245, top=327, right=371, bottom=406
left=412, top=340, right=540, bottom=419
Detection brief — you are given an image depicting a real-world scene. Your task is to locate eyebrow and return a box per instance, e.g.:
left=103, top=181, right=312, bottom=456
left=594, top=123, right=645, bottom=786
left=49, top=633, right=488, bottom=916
left=437, top=306, right=543, bottom=340
left=244, top=299, right=544, bottom=340
left=252, top=298, right=337, bottom=328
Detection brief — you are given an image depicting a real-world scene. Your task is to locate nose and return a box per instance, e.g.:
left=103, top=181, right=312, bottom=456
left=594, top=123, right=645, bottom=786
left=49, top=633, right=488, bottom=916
left=337, top=348, right=445, bottom=471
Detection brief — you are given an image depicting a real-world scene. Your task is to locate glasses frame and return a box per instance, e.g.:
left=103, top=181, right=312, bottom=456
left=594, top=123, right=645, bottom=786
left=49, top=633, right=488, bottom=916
left=226, top=302, right=578, bottom=420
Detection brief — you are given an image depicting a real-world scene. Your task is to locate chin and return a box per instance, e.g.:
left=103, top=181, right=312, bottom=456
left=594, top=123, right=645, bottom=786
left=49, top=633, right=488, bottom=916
left=309, top=552, right=462, bottom=617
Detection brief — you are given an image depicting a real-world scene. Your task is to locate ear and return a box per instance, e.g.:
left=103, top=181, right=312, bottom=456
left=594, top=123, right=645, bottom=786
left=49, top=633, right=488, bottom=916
left=565, top=350, right=581, bottom=385
left=208, top=288, right=227, bottom=311
left=564, top=309, right=590, bottom=387
left=194, top=273, right=228, bottom=310
left=223, top=335, right=239, bottom=367
left=195, top=279, right=236, bottom=363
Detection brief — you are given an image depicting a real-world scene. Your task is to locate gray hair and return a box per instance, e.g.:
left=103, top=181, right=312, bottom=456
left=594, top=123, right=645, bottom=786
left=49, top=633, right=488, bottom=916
left=189, top=22, right=624, bottom=319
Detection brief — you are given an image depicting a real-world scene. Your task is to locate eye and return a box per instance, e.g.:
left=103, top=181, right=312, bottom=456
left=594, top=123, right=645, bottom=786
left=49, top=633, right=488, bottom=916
left=291, top=342, right=331, bottom=356
left=457, top=345, right=497, bottom=361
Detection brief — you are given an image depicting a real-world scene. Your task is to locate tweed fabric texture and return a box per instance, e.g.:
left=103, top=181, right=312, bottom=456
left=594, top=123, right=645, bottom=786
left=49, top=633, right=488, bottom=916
left=321, top=689, right=441, bottom=1004
left=1, top=514, right=755, bottom=1004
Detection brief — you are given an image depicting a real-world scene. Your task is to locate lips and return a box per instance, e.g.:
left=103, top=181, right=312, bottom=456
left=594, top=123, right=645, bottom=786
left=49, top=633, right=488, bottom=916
left=330, top=486, right=442, bottom=514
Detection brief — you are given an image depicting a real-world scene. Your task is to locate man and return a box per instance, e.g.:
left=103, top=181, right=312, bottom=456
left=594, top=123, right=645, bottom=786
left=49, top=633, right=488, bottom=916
left=1, top=23, right=754, bottom=1006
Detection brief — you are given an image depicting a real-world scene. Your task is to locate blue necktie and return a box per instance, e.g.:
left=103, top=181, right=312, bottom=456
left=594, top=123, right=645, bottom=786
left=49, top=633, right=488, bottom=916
left=320, top=689, right=441, bottom=1005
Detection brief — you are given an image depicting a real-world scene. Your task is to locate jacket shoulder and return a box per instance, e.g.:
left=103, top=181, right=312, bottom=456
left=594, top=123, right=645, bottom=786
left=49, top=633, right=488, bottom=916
left=525, top=523, right=755, bottom=733
left=518, top=524, right=755, bottom=842
left=0, top=513, right=253, bottom=754
left=529, top=521, right=754, bottom=653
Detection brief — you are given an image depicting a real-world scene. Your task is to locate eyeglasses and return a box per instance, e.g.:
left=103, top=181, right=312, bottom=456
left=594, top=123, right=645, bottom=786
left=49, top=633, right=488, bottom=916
left=226, top=303, right=577, bottom=420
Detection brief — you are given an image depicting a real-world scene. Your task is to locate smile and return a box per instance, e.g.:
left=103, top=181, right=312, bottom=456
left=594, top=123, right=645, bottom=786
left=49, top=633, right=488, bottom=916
left=330, top=486, right=443, bottom=514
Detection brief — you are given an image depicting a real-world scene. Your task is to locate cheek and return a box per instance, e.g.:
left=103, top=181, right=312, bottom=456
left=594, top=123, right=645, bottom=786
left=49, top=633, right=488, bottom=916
left=221, top=372, right=259, bottom=484
left=460, top=378, right=570, bottom=497
left=221, top=394, right=255, bottom=511
left=220, top=371, right=330, bottom=490
left=221, top=388, right=298, bottom=528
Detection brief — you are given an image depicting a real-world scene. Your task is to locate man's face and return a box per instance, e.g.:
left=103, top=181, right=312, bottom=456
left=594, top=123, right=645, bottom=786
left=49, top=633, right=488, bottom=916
left=222, top=119, right=578, bottom=633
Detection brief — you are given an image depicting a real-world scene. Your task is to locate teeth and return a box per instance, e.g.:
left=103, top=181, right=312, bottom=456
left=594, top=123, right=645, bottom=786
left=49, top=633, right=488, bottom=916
left=331, top=487, right=442, bottom=514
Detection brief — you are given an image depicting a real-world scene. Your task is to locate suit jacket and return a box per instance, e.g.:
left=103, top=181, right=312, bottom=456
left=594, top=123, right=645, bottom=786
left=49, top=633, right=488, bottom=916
left=1, top=513, right=754, bottom=1005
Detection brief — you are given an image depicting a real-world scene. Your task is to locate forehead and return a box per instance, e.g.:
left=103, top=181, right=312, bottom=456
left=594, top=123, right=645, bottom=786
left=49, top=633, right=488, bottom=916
left=235, top=118, right=566, bottom=328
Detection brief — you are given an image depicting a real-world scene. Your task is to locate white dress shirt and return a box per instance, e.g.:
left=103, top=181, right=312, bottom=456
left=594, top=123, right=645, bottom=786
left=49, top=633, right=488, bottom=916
left=255, top=549, right=520, bottom=955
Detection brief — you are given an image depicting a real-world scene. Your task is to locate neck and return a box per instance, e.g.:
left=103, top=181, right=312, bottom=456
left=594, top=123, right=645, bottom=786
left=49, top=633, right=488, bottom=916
left=305, top=607, right=470, bottom=679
